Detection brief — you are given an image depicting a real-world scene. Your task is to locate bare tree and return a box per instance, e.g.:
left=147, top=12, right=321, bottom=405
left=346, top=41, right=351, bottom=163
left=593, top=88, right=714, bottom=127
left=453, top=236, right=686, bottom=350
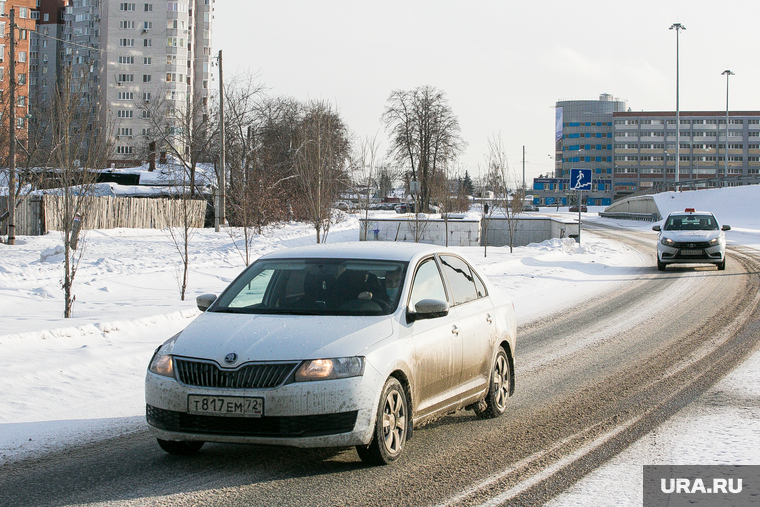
left=139, top=87, right=217, bottom=198
left=46, top=69, right=114, bottom=317
left=292, top=100, right=351, bottom=243
left=382, top=85, right=465, bottom=212
left=429, top=161, right=460, bottom=246
left=351, top=134, right=382, bottom=240
left=483, top=135, right=523, bottom=255
left=163, top=159, right=202, bottom=300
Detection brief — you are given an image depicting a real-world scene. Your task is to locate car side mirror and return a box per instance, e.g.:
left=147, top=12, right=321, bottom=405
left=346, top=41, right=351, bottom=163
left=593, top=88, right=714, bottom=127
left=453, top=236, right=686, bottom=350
left=407, top=298, right=449, bottom=322
left=196, top=293, right=217, bottom=312
left=722, top=225, right=731, bottom=231
left=652, top=225, right=661, bottom=231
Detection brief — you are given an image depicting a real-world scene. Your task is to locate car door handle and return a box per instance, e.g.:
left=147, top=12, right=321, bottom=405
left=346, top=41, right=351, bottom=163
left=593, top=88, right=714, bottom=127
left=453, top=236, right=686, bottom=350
left=451, top=325, right=459, bottom=335
left=486, top=314, right=493, bottom=324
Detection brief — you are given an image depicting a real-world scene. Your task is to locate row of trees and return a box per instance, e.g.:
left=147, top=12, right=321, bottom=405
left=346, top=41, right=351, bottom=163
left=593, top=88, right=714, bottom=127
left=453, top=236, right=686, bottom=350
left=3, top=76, right=525, bottom=315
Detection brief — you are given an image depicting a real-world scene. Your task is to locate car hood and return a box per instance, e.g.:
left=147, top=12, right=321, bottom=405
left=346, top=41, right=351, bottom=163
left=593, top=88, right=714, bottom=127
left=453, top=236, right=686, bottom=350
left=171, top=312, right=395, bottom=364
left=662, top=230, right=722, bottom=242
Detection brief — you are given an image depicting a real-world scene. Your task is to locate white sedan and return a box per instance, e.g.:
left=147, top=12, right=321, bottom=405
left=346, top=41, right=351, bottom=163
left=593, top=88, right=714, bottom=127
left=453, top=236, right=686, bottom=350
left=652, top=209, right=730, bottom=271
left=145, top=242, right=516, bottom=465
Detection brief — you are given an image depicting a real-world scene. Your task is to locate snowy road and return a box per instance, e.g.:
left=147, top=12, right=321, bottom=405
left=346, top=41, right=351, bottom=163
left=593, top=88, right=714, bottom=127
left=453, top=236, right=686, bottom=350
left=3, top=223, right=760, bottom=506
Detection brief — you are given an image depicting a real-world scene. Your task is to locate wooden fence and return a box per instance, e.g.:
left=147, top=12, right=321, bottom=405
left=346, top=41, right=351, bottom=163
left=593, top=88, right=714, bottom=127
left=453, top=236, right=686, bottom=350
left=1, top=195, right=207, bottom=236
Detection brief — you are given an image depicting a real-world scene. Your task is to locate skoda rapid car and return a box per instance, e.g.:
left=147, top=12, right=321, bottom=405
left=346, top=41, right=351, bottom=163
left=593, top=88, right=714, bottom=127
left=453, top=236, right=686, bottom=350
left=652, top=209, right=731, bottom=271
left=145, top=242, right=516, bottom=465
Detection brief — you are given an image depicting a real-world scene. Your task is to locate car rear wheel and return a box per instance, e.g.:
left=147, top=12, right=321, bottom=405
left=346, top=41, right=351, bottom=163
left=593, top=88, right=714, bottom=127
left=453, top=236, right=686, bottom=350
left=356, top=377, right=409, bottom=465
left=156, top=439, right=204, bottom=455
left=476, top=346, right=511, bottom=419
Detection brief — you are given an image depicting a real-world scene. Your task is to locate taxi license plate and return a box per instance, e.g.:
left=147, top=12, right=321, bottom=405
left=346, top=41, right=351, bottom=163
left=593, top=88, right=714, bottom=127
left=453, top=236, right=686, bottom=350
left=680, top=249, right=703, bottom=256
left=187, top=395, right=264, bottom=417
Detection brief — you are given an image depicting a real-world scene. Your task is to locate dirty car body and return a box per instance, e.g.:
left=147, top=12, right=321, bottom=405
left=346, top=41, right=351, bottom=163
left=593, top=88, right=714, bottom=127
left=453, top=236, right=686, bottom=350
left=145, top=242, right=516, bottom=464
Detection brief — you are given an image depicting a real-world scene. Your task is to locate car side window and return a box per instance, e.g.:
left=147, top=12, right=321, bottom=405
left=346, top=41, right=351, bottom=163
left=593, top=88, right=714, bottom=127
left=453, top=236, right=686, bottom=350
left=409, top=258, right=447, bottom=308
left=440, top=255, right=479, bottom=305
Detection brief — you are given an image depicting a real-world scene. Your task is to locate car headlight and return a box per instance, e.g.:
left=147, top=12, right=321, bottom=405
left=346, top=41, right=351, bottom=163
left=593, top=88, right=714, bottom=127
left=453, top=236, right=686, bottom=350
left=295, top=357, right=365, bottom=382
left=148, top=333, right=180, bottom=378
left=660, top=237, right=676, bottom=247
left=708, top=237, right=722, bottom=246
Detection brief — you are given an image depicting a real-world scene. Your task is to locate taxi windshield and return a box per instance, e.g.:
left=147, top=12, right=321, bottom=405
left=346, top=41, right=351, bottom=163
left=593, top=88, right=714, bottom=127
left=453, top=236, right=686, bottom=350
left=664, top=215, right=718, bottom=231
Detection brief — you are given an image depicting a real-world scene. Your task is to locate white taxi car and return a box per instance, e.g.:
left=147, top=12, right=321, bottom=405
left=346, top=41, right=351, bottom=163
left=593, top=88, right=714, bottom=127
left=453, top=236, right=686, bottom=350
left=652, top=208, right=730, bottom=271
left=145, top=242, right=516, bottom=465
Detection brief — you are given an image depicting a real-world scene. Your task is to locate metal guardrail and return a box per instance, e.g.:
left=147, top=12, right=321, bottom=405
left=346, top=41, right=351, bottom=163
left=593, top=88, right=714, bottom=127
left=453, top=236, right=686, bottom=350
left=599, top=212, right=660, bottom=222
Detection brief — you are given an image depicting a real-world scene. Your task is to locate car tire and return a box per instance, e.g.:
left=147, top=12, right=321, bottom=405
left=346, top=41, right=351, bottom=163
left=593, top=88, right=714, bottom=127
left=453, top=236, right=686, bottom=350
left=156, top=439, right=204, bottom=455
left=356, top=377, right=409, bottom=466
left=475, top=346, right=511, bottom=419
left=657, top=258, right=666, bottom=271
left=718, top=259, right=726, bottom=271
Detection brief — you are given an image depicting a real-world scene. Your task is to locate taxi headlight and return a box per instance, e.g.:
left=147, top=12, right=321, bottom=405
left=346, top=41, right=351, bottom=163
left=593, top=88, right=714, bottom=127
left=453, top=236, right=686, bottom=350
left=660, top=237, right=676, bottom=247
left=708, top=237, right=722, bottom=246
left=295, top=357, right=365, bottom=382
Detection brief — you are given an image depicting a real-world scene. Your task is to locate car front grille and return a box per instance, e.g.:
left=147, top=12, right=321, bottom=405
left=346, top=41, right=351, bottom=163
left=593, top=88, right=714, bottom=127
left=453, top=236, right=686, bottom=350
left=674, top=241, right=711, bottom=249
left=146, top=405, right=358, bottom=438
left=174, top=358, right=300, bottom=389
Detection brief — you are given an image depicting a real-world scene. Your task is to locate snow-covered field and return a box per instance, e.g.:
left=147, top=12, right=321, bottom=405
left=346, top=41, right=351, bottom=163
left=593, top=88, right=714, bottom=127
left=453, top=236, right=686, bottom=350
left=2, top=186, right=760, bottom=506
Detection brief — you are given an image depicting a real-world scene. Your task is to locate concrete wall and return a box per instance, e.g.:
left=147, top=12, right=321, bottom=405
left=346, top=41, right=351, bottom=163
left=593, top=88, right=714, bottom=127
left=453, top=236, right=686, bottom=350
left=359, top=216, right=579, bottom=248
left=481, top=217, right=579, bottom=247
left=604, top=195, right=660, bottom=215
left=359, top=218, right=481, bottom=246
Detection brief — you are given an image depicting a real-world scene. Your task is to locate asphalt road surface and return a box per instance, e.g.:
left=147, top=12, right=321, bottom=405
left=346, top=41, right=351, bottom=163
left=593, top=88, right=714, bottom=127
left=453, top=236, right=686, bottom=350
left=3, top=223, right=760, bottom=507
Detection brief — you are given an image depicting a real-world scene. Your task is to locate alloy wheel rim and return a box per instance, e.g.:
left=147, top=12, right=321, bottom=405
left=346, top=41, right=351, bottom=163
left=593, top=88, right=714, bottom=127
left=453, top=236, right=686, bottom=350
left=493, top=355, right=509, bottom=410
left=382, top=389, right=406, bottom=454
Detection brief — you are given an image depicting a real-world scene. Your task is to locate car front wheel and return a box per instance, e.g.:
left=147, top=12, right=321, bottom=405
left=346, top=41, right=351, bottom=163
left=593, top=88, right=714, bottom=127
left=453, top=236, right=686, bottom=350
left=476, top=346, right=512, bottom=419
left=356, top=377, right=409, bottom=465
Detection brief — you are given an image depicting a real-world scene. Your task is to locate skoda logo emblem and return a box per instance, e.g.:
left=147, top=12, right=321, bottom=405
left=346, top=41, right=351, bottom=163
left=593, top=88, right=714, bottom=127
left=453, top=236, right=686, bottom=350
left=224, top=352, right=238, bottom=365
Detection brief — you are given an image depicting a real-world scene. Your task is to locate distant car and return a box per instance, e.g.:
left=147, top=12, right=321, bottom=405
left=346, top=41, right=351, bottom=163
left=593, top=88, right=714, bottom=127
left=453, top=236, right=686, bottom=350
left=394, top=203, right=415, bottom=213
left=652, top=208, right=730, bottom=271
left=145, top=242, right=517, bottom=465
left=569, top=206, right=588, bottom=213
left=523, top=205, right=540, bottom=212
left=333, top=202, right=350, bottom=212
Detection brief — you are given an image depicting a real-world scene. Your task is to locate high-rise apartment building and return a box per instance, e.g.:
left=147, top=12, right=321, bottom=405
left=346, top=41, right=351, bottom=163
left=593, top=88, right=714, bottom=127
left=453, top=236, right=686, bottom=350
left=1, top=0, right=38, bottom=149
left=32, top=0, right=215, bottom=166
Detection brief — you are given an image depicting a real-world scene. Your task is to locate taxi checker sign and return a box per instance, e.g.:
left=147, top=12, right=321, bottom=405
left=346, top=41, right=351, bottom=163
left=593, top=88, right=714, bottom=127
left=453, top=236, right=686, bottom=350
left=570, top=168, right=592, bottom=190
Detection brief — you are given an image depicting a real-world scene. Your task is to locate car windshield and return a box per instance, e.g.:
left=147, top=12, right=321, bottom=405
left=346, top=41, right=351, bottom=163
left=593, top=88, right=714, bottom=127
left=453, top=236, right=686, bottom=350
left=664, top=215, right=718, bottom=231
left=210, top=258, right=408, bottom=316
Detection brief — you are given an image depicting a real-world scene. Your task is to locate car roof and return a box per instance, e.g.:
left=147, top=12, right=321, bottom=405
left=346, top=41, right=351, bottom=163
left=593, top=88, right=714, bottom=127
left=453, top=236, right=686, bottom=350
left=667, top=210, right=714, bottom=217
left=258, top=241, right=451, bottom=263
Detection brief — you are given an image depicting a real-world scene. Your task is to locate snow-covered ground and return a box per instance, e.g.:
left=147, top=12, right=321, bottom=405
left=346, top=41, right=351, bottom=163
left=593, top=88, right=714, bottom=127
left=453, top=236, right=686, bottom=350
left=2, top=186, right=760, bottom=506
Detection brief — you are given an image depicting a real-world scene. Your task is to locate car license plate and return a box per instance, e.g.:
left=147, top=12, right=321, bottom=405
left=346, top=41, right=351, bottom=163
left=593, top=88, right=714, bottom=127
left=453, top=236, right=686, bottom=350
left=681, top=249, right=703, bottom=256
left=187, top=395, right=264, bottom=417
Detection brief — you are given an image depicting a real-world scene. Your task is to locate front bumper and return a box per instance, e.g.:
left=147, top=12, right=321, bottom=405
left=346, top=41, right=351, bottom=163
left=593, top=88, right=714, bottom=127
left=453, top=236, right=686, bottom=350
left=145, top=368, right=380, bottom=448
left=657, top=244, right=725, bottom=264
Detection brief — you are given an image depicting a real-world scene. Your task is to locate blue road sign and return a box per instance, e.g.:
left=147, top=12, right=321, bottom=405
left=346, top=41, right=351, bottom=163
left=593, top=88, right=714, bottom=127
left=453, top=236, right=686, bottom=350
left=570, top=168, right=592, bottom=190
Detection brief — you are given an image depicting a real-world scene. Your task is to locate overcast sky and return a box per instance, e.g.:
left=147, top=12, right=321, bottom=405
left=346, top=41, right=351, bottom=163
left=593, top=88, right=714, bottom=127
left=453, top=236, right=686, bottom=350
left=212, top=0, right=759, bottom=183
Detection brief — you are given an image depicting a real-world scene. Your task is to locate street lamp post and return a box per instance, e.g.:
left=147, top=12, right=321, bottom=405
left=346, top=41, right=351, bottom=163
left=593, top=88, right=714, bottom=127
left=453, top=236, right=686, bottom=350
left=670, top=23, right=685, bottom=190
left=722, top=69, right=734, bottom=188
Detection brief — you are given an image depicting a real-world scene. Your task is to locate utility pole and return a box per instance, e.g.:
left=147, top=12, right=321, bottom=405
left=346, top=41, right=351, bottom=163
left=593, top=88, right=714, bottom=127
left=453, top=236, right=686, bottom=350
left=7, top=9, right=17, bottom=245
left=215, top=50, right=226, bottom=232
left=522, top=145, right=526, bottom=190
